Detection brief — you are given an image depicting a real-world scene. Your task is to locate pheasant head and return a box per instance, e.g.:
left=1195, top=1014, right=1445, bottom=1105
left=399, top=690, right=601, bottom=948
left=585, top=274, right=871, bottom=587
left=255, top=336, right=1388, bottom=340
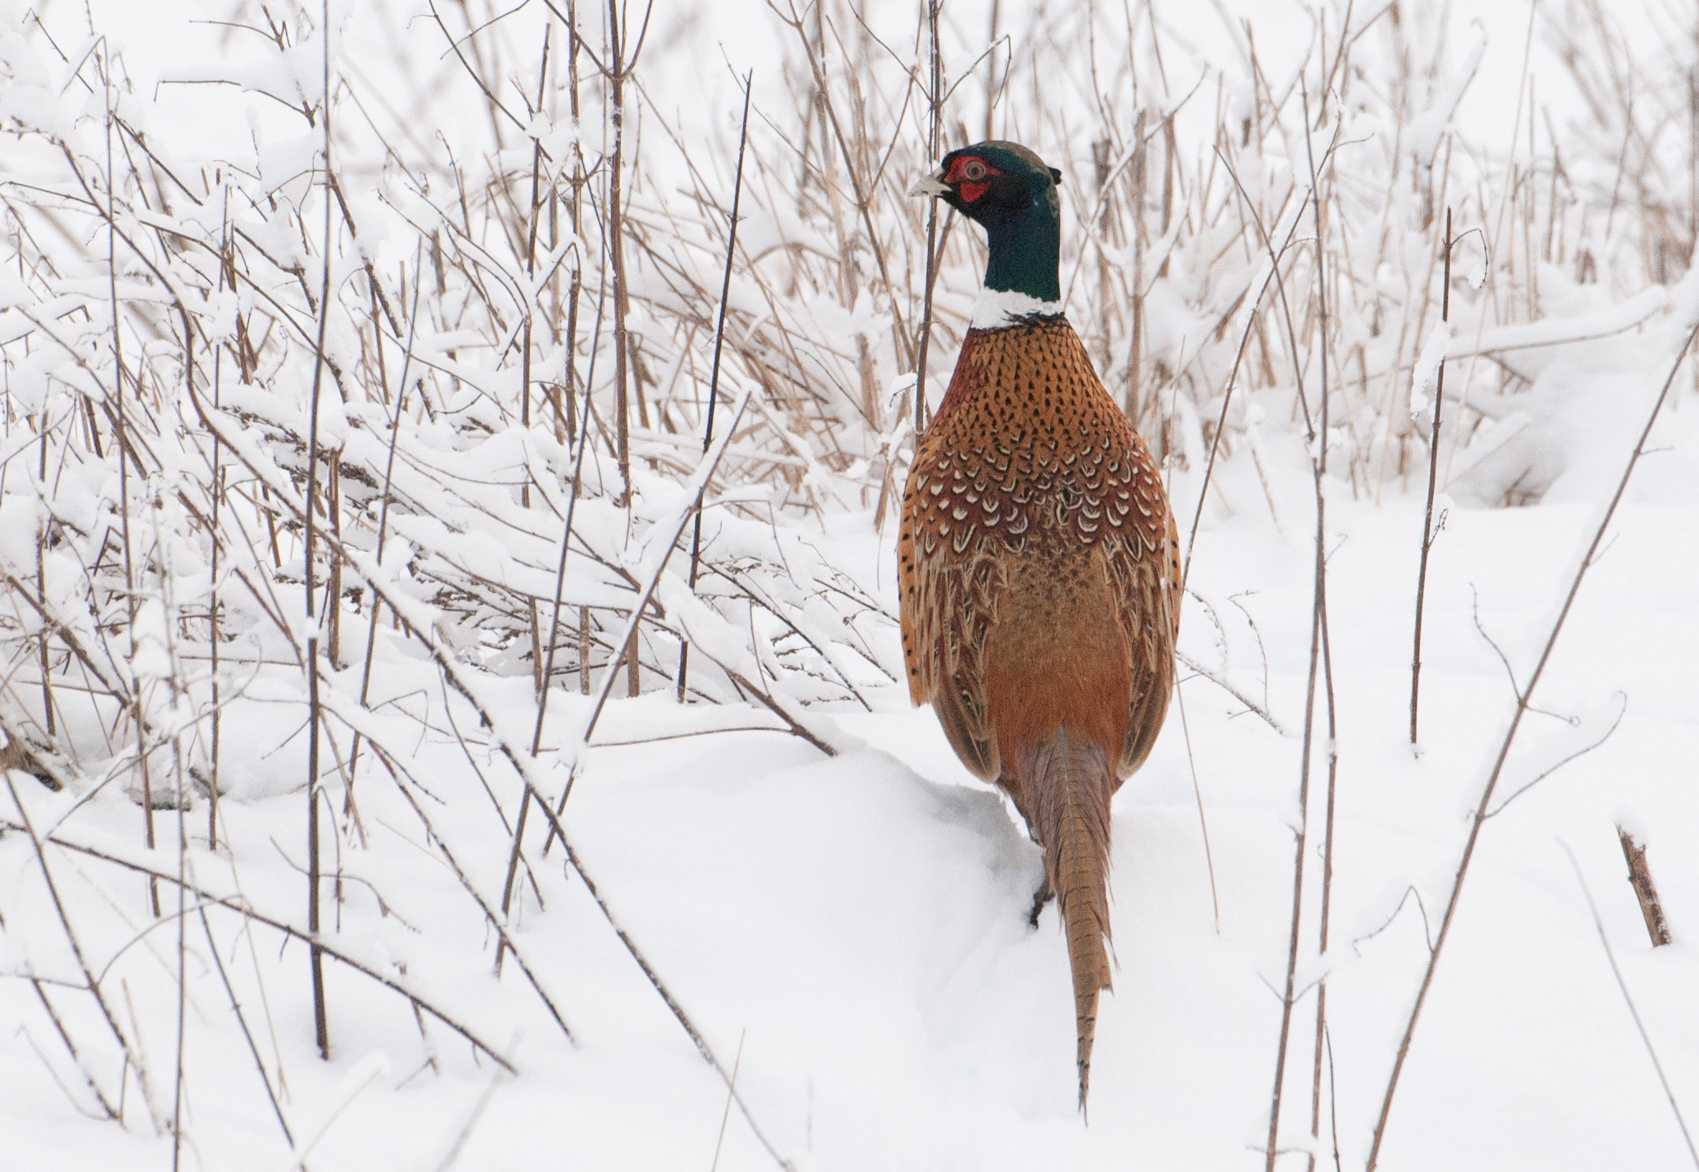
left=911, top=141, right=1066, bottom=327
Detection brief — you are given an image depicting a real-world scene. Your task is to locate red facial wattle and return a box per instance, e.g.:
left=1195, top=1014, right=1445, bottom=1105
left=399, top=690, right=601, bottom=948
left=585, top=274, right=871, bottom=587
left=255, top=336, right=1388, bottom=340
left=944, top=154, right=1003, bottom=203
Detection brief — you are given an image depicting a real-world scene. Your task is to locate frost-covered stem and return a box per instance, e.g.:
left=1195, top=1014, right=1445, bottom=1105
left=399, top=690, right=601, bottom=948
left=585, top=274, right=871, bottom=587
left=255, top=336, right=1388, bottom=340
left=209, top=201, right=232, bottom=850
left=36, top=471, right=55, bottom=739
left=1364, top=315, right=1699, bottom=1172
left=586, top=387, right=753, bottom=737
left=1093, top=138, right=1113, bottom=376
left=679, top=71, right=753, bottom=700
left=602, top=0, right=653, bottom=699
left=34, top=405, right=56, bottom=740
left=1309, top=579, right=1339, bottom=1171
left=1173, top=681, right=1222, bottom=932
left=579, top=607, right=591, bottom=694
left=197, top=904, right=294, bottom=1144
left=913, top=0, right=943, bottom=436
left=562, top=0, right=585, bottom=443
left=1126, top=108, right=1146, bottom=422
left=31, top=979, right=117, bottom=1119
left=348, top=253, right=423, bottom=811
left=1268, top=76, right=1340, bottom=1172
left=103, top=46, right=158, bottom=919
left=172, top=738, right=188, bottom=1170
left=327, top=462, right=343, bottom=664
left=607, top=0, right=632, bottom=508
left=162, top=298, right=199, bottom=1170
left=1176, top=649, right=1289, bottom=736
left=1410, top=207, right=1452, bottom=744
left=302, top=0, right=334, bottom=1062
left=524, top=26, right=552, bottom=698
left=1306, top=83, right=1344, bottom=1172
left=1218, top=149, right=1325, bottom=1167
left=501, top=266, right=608, bottom=960
left=710, top=1030, right=749, bottom=1172
left=305, top=505, right=328, bottom=1059
left=1266, top=454, right=1321, bottom=1172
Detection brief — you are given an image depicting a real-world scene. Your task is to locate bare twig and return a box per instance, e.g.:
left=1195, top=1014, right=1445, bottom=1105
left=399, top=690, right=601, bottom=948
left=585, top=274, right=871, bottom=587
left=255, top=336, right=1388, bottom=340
left=912, top=0, right=944, bottom=437
left=709, top=1028, right=748, bottom=1172
left=1617, top=828, right=1673, bottom=948
left=1410, top=207, right=1453, bottom=745
left=1176, top=650, right=1291, bottom=736
left=1561, top=841, right=1697, bottom=1167
left=1486, top=694, right=1627, bottom=819
left=679, top=71, right=753, bottom=699
left=298, top=0, right=335, bottom=1064
left=1266, top=75, right=1344, bottom=1172
left=1172, top=682, right=1221, bottom=933
left=197, top=903, right=295, bottom=1145
left=522, top=24, right=554, bottom=699
left=606, top=0, right=636, bottom=510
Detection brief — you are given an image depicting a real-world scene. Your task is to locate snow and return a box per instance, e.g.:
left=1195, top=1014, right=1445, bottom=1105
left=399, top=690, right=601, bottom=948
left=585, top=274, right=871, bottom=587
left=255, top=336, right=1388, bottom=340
left=17, top=374, right=1699, bottom=1168
left=1449, top=286, right=1669, bottom=361
left=2, top=1, right=1698, bottom=1170
left=970, top=287, right=1067, bottom=329
left=1411, top=322, right=1450, bottom=417
left=12, top=472, right=1698, bottom=1171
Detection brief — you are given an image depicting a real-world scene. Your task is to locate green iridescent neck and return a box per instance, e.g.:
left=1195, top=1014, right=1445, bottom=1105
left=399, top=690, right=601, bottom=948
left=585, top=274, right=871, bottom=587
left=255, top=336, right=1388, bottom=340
left=981, top=192, right=1062, bottom=303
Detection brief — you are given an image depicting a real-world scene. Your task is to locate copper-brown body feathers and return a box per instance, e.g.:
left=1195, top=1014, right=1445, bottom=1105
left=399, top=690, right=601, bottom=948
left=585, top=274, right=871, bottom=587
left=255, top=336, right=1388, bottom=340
left=898, top=318, right=1179, bottom=1109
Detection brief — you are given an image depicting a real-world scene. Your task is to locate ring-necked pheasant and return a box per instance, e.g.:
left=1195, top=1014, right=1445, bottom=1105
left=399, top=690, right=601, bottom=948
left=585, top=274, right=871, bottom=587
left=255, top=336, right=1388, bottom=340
left=901, top=141, right=1181, bottom=1110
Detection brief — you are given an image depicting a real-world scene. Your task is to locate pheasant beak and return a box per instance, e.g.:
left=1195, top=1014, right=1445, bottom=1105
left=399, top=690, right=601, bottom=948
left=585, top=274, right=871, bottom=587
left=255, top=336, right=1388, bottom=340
left=908, top=166, right=950, bottom=198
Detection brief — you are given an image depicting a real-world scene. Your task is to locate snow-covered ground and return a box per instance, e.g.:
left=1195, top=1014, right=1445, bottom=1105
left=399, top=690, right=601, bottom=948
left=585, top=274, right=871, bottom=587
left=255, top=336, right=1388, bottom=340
left=6, top=409, right=1697, bottom=1169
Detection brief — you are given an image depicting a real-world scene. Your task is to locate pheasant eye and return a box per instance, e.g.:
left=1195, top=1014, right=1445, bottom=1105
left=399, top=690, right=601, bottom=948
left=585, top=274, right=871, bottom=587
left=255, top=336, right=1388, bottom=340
left=961, top=159, right=988, bottom=181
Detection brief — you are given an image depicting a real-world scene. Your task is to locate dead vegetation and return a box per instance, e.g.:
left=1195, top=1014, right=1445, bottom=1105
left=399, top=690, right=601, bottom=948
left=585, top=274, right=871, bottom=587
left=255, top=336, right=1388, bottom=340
left=0, top=0, right=1693, bottom=1165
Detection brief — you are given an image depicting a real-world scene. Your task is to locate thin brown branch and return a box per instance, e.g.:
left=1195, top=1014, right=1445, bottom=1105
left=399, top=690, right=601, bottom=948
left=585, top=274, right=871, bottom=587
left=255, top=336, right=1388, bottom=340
left=1410, top=206, right=1453, bottom=744
left=1562, top=841, right=1697, bottom=1168
left=1617, top=828, right=1673, bottom=948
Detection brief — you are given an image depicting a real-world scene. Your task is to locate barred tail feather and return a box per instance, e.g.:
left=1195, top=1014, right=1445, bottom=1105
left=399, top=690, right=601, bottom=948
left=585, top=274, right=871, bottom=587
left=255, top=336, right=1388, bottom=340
left=1020, top=725, right=1114, bottom=1113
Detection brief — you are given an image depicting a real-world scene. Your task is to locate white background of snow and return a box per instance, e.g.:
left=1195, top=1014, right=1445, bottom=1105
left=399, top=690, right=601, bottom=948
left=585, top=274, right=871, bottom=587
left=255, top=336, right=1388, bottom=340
left=0, top=1, right=1696, bottom=1170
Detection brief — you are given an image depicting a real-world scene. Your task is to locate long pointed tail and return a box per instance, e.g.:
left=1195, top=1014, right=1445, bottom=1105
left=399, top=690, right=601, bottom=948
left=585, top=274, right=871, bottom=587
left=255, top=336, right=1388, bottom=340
left=1020, top=725, right=1114, bottom=1112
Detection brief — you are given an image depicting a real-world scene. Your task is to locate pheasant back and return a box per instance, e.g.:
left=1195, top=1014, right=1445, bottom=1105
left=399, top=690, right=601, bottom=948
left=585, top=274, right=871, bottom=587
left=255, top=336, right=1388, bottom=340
left=898, top=317, right=1180, bottom=1108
